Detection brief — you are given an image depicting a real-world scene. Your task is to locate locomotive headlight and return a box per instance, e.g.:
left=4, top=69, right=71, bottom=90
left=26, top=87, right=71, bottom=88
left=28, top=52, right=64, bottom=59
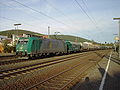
left=20, top=47, right=23, bottom=49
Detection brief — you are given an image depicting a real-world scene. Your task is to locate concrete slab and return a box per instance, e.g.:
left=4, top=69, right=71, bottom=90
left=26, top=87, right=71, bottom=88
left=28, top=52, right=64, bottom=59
left=72, top=51, right=120, bottom=90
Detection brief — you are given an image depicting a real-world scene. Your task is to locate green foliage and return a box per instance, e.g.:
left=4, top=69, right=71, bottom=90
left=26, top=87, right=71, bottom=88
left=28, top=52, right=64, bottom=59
left=50, top=35, right=92, bottom=43
left=3, top=45, right=15, bottom=53
left=0, top=29, right=97, bottom=43
left=2, top=40, right=15, bottom=53
left=0, top=29, right=43, bottom=38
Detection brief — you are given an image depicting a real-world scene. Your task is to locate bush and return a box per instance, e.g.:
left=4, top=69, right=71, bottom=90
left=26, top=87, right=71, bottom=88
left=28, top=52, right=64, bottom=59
left=2, top=40, right=16, bottom=53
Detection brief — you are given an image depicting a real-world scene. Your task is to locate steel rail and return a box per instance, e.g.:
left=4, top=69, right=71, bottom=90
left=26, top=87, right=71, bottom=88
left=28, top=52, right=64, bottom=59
left=24, top=61, right=88, bottom=90
left=25, top=51, right=108, bottom=90
left=0, top=53, right=91, bottom=79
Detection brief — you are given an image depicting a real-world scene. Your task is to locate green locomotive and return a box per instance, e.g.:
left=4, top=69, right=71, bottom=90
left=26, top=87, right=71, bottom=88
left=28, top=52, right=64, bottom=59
left=16, top=37, right=76, bottom=58
left=65, top=41, right=81, bottom=53
left=16, top=37, right=42, bottom=58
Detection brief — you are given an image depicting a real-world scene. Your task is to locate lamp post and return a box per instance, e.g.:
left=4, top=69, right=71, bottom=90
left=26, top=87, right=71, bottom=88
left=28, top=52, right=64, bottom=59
left=14, top=24, right=21, bottom=36
left=48, top=26, right=50, bottom=39
left=113, top=18, right=120, bottom=58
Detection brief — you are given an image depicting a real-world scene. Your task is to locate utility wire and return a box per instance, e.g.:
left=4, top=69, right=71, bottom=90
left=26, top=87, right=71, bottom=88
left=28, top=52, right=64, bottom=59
left=11, top=0, right=90, bottom=37
left=0, top=1, right=77, bottom=31
left=74, top=0, right=98, bottom=28
left=0, top=16, right=46, bottom=31
left=44, top=0, right=78, bottom=25
left=1, top=0, right=93, bottom=40
left=80, top=0, right=105, bottom=40
left=74, top=0, right=105, bottom=41
left=11, top=0, right=70, bottom=28
left=44, top=0, right=93, bottom=39
left=0, top=2, right=59, bottom=30
left=81, top=0, right=98, bottom=25
left=0, top=2, right=42, bottom=22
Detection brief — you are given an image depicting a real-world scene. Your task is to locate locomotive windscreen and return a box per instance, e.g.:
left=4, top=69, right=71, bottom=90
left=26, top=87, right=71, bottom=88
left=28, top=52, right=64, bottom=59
left=18, top=39, right=29, bottom=44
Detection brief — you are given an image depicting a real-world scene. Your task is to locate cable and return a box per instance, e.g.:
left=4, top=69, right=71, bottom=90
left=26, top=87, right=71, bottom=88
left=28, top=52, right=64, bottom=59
left=0, top=16, right=46, bottom=31
left=81, top=0, right=106, bottom=41
left=44, top=0, right=78, bottom=25
left=11, top=0, right=70, bottom=27
left=74, top=0, right=105, bottom=41
left=1, top=0, right=93, bottom=41
left=11, top=0, right=92, bottom=38
left=81, top=0, right=98, bottom=25
left=74, top=0, right=102, bottom=31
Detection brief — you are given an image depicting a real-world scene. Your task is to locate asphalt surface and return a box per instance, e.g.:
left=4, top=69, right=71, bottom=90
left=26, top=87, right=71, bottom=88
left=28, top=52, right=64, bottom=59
left=72, top=51, right=120, bottom=90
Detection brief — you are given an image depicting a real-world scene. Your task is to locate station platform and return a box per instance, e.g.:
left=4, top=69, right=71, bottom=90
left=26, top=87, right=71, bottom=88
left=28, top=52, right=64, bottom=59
left=72, top=51, right=120, bottom=90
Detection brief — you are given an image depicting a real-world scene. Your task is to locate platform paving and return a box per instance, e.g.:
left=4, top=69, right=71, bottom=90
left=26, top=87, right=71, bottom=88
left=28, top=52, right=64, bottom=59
left=72, top=51, right=120, bottom=90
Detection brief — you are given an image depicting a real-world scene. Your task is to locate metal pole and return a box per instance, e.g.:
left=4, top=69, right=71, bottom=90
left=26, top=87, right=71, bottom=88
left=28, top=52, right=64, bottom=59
left=48, top=26, right=50, bottom=39
left=119, top=20, right=120, bottom=58
left=17, top=25, right=18, bottom=36
left=113, top=18, right=120, bottom=58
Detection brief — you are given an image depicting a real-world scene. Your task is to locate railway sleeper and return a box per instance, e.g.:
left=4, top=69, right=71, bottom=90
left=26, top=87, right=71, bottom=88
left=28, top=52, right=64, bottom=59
left=48, top=80, right=66, bottom=85
left=43, top=83, right=63, bottom=88
left=46, top=80, right=62, bottom=84
left=41, top=86, right=60, bottom=90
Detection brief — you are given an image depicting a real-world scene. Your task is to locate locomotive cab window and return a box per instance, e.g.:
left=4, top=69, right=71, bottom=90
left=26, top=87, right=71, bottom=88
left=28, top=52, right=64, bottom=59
left=18, top=39, right=28, bottom=44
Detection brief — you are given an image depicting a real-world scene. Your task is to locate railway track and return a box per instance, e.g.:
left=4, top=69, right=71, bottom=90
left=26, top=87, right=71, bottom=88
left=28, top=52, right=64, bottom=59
left=0, top=52, right=87, bottom=66
left=0, top=50, right=110, bottom=90
left=0, top=50, right=107, bottom=66
left=0, top=57, right=33, bottom=65
left=0, top=53, right=92, bottom=80
left=23, top=50, right=109, bottom=90
left=24, top=57, right=98, bottom=90
left=0, top=54, right=16, bottom=60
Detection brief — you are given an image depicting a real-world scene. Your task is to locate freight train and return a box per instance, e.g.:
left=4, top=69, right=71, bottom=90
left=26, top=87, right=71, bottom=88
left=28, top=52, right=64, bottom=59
left=16, top=36, right=110, bottom=59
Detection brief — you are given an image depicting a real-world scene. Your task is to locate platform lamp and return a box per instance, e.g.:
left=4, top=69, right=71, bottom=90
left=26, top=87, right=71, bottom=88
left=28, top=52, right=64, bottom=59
left=113, top=18, right=120, bottom=58
left=14, top=23, right=21, bottom=36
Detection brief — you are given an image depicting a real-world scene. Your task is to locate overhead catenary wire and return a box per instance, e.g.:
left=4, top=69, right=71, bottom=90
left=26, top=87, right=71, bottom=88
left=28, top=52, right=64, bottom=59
left=0, top=2, right=44, bottom=22
left=0, top=16, right=46, bottom=31
left=81, top=0, right=98, bottom=25
left=74, top=0, right=105, bottom=41
left=0, top=2, right=62, bottom=31
left=44, top=0, right=79, bottom=26
left=1, top=0, right=93, bottom=40
left=10, top=0, right=93, bottom=39
left=81, top=0, right=107, bottom=41
left=11, top=0, right=71, bottom=28
left=74, top=0, right=99, bottom=29
left=44, top=0, right=93, bottom=39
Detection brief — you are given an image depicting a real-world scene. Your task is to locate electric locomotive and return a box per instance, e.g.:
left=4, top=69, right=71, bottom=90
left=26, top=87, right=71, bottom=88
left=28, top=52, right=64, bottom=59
left=16, top=37, right=41, bottom=58
left=16, top=37, right=67, bottom=58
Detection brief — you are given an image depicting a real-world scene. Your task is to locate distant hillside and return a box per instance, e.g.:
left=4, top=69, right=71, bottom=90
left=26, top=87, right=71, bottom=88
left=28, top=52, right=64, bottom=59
left=50, top=35, right=93, bottom=43
left=0, top=29, right=43, bottom=38
left=0, top=29, right=95, bottom=43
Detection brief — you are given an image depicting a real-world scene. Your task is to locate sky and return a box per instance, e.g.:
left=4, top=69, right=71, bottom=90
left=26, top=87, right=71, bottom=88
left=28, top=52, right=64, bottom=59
left=0, top=0, right=120, bottom=43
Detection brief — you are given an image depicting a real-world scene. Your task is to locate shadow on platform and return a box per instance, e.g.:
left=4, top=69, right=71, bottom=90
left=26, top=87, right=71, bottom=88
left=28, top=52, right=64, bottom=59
left=71, top=64, right=120, bottom=90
